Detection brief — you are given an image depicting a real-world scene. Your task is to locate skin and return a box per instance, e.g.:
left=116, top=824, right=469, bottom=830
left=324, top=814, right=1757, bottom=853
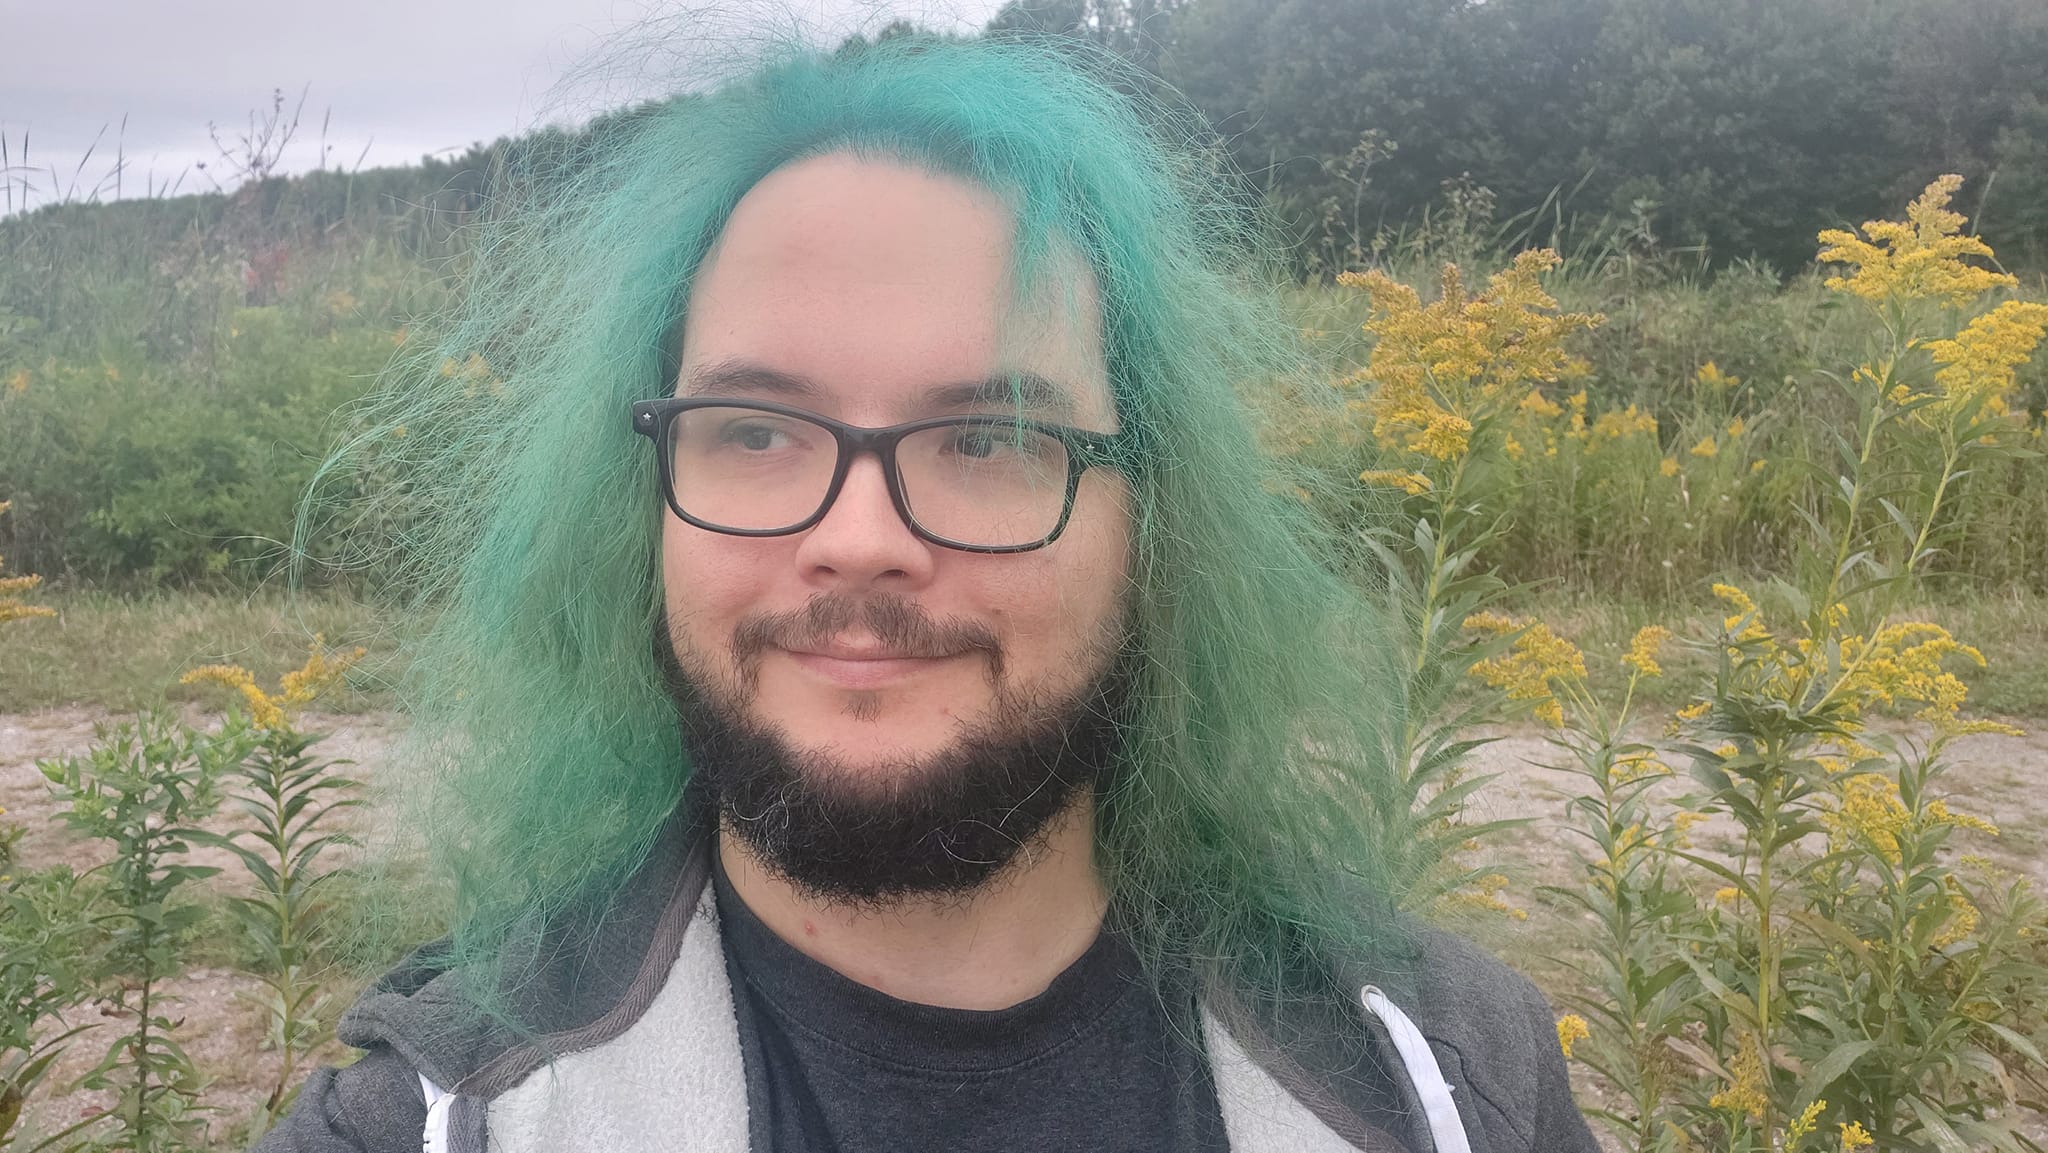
left=663, top=151, right=1131, bottom=1010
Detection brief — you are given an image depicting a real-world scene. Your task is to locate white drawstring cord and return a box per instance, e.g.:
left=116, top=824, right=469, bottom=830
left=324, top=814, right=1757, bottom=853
left=420, top=1074, right=454, bottom=1153
left=1360, top=985, right=1473, bottom=1153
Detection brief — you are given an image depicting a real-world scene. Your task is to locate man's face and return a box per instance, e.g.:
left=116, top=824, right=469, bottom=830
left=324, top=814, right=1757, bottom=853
left=662, top=152, right=1131, bottom=796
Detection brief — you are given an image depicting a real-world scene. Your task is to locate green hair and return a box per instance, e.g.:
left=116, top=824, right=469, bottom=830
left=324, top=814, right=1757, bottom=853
left=316, top=32, right=1417, bottom=1030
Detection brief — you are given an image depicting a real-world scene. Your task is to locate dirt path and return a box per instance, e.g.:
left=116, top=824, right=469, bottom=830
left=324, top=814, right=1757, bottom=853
left=4, top=707, right=2044, bottom=1146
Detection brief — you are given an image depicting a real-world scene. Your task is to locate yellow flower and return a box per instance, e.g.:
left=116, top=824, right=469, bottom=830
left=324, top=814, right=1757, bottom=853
left=1709, top=1038, right=1769, bottom=1121
left=1359, top=469, right=1433, bottom=496
left=1750, top=459, right=1766, bottom=474
left=1932, top=878, right=1980, bottom=949
left=1836, top=621, right=1987, bottom=726
left=1555, top=1014, right=1589, bottom=1060
left=1659, top=456, right=1680, bottom=477
left=1711, top=583, right=1770, bottom=640
left=1688, top=435, right=1719, bottom=458
left=1695, top=361, right=1737, bottom=391
left=1839, top=1121, right=1874, bottom=1150
left=1817, top=175, right=2016, bottom=307
left=1338, top=251, right=1601, bottom=463
left=1713, top=886, right=1740, bottom=904
left=1827, top=773, right=1910, bottom=863
left=1614, top=751, right=1672, bottom=784
left=1463, top=614, right=1586, bottom=727
left=1920, top=300, right=2048, bottom=419
left=1788, top=1099, right=1828, bottom=1147
left=1676, top=700, right=1712, bottom=721
left=1623, top=625, right=1672, bottom=677
left=1590, top=404, right=1658, bottom=444
left=182, top=664, right=286, bottom=731
left=182, top=637, right=366, bottom=732
left=1519, top=389, right=1562, bottom=418
left=0, top=502, right=56, bottom=628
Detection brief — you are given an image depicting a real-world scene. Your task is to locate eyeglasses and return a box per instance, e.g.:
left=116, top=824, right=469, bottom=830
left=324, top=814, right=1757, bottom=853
left=630, top=398, right=1126, bottom=553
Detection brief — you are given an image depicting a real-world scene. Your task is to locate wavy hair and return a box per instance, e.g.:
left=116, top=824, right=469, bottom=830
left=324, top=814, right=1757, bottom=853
left=312, top=31, right=1415, bottom=1029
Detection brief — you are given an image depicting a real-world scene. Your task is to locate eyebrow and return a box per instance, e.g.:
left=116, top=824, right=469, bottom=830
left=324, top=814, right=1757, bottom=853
left=681, top=358, right=1082, bottom=420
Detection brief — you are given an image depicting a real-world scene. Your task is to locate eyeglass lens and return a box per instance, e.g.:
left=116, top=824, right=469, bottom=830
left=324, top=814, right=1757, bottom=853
left=666, top=405, right=1072, bottom=547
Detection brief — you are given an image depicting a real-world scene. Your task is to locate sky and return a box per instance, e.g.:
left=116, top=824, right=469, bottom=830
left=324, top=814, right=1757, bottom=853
left=0, top=0, right=1010, bottom=210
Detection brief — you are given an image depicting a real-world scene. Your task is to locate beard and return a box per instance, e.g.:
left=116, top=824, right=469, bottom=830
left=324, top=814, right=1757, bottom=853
left=657, top=592, right=1133, bottom=907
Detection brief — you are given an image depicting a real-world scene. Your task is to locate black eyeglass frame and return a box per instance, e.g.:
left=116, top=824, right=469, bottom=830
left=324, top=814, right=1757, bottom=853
left=630, top=397, right=1130, bottom=554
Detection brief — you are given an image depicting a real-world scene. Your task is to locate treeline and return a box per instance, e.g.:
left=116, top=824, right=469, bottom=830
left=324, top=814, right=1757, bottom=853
left=995, top=0, right=2048, bottom=275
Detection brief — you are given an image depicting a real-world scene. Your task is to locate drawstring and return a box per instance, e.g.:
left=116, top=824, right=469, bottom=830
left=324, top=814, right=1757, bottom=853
left=420, top=1074, right=453, bottom=1153
left=1360, top=985, right=1473, bottom=1153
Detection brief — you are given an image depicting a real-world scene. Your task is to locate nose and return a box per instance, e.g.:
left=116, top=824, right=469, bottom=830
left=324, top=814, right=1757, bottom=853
left=792, top=452, right=937, bottom=589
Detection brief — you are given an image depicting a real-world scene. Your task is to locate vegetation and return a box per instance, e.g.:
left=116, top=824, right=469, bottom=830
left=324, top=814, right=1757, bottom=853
left=1316, top=178, right=2048, bottom=1150
left=6, top=10, right=2048, bottom=1145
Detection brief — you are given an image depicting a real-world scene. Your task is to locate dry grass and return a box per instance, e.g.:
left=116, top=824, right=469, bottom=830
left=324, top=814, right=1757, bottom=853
left=0, top=587, right=401, bottom=713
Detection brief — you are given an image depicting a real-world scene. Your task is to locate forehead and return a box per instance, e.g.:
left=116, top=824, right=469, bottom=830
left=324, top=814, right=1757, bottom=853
left=676, top=151, right=1112, bottom=425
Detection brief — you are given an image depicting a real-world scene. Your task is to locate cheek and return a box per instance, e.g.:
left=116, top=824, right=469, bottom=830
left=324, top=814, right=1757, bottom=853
left=661, top=523, right=769, bottom=655
left=991, top=476, right=1132, bottom=670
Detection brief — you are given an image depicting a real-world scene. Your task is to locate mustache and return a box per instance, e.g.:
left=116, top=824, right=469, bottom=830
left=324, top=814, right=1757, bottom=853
left=732, top=593, right=1005, bottom=677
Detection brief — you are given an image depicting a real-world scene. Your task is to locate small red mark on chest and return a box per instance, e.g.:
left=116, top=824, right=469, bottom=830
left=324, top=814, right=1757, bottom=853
left=803, top=920, right=818, bottom=937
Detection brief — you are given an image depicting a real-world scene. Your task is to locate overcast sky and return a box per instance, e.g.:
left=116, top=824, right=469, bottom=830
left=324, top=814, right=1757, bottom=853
left=0, top=0, right=1009, bottom=209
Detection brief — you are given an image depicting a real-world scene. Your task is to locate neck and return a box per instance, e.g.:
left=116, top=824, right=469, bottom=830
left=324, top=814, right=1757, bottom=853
left=716, top=798, right=1107, bottom=1010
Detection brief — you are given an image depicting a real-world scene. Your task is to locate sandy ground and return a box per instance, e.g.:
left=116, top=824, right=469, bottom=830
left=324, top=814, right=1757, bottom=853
left=3, top=707, right=2044, bottom=1146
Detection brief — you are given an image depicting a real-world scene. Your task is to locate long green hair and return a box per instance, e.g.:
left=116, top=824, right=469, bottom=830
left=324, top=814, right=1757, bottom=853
left=315, top=32, right=1417, bottom=1027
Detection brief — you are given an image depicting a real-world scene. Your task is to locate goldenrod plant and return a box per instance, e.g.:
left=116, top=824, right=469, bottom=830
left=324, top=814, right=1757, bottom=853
left=0, top=863, right=99, bottom=1151
left=38, top=711, right=256, bottom=1153
left=0, top=502, right=54, bottom=629
left=181, top=639, right=365, bottom=1134
left=1331, top=249, right=1603, bottom=907
left=1531, top=178, right=2048, bottom=1151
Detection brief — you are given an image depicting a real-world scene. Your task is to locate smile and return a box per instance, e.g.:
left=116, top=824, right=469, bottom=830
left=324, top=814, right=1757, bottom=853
left=778, top=646, right=962, bottom=689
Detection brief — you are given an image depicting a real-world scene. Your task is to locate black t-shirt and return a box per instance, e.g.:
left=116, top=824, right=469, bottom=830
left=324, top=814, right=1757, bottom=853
left=711, top=860, right=1232, bottom=1153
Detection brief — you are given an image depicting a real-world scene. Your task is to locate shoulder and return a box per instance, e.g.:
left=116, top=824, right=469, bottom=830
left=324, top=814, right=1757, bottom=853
left=1375, top=924, right=1598, bottom=1153
left=249, top=1046, right=425, bottom=1153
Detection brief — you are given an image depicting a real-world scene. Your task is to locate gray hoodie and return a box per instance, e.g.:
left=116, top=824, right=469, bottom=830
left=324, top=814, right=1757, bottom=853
left=254, top=802, right=1598, bottom=1153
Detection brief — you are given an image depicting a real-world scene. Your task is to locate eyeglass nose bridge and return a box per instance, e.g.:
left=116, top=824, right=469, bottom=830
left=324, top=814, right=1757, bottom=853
left=805, top=423, right=925, bottom=544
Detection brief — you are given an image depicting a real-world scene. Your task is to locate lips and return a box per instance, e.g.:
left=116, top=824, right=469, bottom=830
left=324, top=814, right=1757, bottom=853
left=778, top=640, right=962, bottom=688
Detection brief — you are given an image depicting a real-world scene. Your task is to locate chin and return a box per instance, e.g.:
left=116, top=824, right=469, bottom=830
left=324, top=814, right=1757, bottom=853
left=768, top=704, right=975, bottom=768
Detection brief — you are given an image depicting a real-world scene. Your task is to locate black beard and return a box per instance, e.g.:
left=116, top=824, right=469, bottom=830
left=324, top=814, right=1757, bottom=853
left=655, top=614, right=1132, bottom=908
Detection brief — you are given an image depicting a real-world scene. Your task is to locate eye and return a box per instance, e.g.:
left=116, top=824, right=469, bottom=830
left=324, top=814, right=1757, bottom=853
left=721, top=420, right=792, bottom=451
left=951, top=428, right=1001, bottom=458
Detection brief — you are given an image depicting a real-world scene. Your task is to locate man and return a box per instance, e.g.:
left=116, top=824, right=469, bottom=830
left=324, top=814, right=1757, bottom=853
left=264, top=34, right=1596, bottom=1153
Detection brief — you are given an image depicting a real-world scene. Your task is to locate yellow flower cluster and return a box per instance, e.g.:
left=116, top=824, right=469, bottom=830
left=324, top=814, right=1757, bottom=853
left=1827, top=773, right=1911, bottom=863
left=1587, top=404, right=1658, bottom=451
left=1623, top=625, right=1672, bottom=677
left=1931, top=877, right=1980, bottom=950
left=1357, top=469, right=1433, bottom=496
left=1710, top=583, right=1773, bottom=642
left=1920, top=300, right=2048, bottom=419
left=0, top=502, right=56, bottom=628
left=1443, top=872, right=1529, bottom=921
left=181, top=635, right=367, bottom=732
left=1827, top=771, right=1998, bottom=866
left=1554, top=1014, right=1589, bottom=1060
left=1709, top=1038, right=1769, bottom=1120
left=1462, top=612, right=1587, bottom=726
left=1338, top=249, right=1599, bottom=462
left=1839, top=1121, right=1874, bottom=1151
left=1695, top=360, right=1736, bottom=390
left=1787, top=1099, right=1828, bottom=1147
left=1816, top=175, right=2017, bottom=307
left=1835, top=621, right=1996, bottom=728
